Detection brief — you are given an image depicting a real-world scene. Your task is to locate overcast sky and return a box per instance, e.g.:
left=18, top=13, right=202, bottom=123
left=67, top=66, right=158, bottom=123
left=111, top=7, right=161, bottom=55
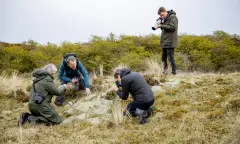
left=0, top=0, right=239, bottom=44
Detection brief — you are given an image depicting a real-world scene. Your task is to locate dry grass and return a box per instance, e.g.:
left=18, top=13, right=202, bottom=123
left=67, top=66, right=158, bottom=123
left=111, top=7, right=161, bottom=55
left=0, top=72, right=31, bottom=102
left=1, top=72, right=240, bottom=144
left=0, top=72, right=31, bottom=94
left=111, top=98, right=125, bottom=125
left=144, top=58, right=163, bottom=74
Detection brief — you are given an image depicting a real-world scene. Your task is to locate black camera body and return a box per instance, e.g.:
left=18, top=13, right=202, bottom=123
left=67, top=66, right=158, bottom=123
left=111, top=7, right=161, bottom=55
left=115, top=81, right=122, bottom=90
left=152, top=17, right=164, bottom=30
left=33, top=93, right=45, bottom=104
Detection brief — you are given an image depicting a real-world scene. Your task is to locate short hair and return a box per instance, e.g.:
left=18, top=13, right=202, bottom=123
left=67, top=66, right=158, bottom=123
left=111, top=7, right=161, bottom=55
left=158, top=7, right=166, bottom=14
left=114, top=69, right=121, bottom=78
left=66, top=56, right=76, bottom=64
left=43, top=64, right=57, bottom=75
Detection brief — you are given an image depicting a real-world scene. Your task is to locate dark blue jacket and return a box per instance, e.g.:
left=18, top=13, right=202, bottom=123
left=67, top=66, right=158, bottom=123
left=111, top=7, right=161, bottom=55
left=58, top=61, right=90, bottom=88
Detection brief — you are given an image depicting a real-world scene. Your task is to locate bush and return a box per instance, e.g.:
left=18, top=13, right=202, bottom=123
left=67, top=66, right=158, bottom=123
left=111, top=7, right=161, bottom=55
left=0, top=31, right=239, bottom=74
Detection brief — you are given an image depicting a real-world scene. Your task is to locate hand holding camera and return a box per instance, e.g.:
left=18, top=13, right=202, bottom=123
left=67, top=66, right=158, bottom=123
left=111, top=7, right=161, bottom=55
left=113, top=84, right=119, bottom=92
left=152, top=17, right=163, bottom=31
left=113, top=81, right=122, bottom=92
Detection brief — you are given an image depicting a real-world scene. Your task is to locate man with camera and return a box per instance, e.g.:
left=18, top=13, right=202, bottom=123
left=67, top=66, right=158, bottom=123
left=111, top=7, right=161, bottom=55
left=152, top=7, right=178, bottom=75
left=113, top=68, right=154, bottom=124
left=55, top=53, right=91, bottom=106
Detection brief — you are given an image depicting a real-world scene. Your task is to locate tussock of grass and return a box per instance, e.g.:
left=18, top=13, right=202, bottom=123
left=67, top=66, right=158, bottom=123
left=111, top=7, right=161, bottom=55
left=0, top=72, right=31, bottom=93
left=145, top=58, right=163, bottom=74
left=91, top=76, right=114, bottom=92
left=143, top=74, right=167, bottom=86
left=111, top=98, right=125, bottom=125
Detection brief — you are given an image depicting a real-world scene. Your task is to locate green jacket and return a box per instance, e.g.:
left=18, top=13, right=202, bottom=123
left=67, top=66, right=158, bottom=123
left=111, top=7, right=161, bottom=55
left=160, top=10, right=178, bottom=48
left=28, top=69, right=65, bottom=123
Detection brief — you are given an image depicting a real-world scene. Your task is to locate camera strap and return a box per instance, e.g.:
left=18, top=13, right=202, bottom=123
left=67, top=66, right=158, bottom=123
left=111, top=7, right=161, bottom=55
left=32, top=82, right=37, bottom=93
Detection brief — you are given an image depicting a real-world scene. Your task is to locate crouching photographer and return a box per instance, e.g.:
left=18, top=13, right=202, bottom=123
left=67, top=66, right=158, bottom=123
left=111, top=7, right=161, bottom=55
left=113, top=68, right=154, bottom=124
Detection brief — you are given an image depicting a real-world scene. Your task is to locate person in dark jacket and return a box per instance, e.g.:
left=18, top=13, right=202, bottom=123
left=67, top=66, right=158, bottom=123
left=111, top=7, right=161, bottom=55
left=155, top=7, right=178, bottom=75
left=56, top=55, right=91, bottom=105
left=18, top=64, right=67, bottom=126
left=113, top=68, right=154, bottom=124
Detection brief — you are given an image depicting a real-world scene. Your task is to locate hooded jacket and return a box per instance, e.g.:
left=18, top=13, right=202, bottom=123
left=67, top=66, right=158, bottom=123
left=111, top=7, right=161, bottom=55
left=29, top=69, right=65, bottom=103
left=117, top=68, right=154, bottom=103
left=28, top=69, right=65, bottom=123
left=160, top=10, right=178, bottom=48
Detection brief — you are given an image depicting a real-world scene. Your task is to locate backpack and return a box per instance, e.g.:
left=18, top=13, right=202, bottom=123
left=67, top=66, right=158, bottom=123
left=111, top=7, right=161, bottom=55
left=63, top=53, right=79, bottom=67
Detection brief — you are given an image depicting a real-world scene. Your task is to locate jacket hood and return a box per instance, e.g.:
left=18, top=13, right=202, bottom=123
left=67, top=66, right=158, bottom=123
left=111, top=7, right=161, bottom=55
left=168, top=10, right=176, bottom=17
left=32, top=69, right=52, bottom=83
left=120, top=68, right=131, bottom=78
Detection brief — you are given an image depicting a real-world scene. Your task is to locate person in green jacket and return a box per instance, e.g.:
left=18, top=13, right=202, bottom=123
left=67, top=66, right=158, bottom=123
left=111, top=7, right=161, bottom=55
left=18, top=64, right=67, bottom=126
left=155, top=7, right=178, bottom=75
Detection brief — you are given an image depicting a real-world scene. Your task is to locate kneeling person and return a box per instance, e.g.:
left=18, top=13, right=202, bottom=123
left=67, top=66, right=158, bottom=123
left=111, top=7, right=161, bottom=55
left=18, top=64, right=67, bottom=126
left=113, top=68, right=154, bottom=124
left=56, top=53, right=91, bottom=105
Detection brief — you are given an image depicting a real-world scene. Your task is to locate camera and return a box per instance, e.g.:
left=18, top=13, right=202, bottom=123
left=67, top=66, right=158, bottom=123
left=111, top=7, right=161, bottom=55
left=152, top=17, right=163, bottom=30
left=115, top=81, right=122, bottom=89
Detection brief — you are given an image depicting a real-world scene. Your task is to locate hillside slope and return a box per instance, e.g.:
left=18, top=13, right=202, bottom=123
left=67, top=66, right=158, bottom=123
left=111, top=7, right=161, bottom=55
left=0, top=72, right=240, bottom=144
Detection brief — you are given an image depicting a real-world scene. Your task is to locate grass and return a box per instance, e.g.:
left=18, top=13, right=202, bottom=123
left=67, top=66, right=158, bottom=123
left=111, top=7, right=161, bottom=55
left=0, top=71, right=240, bottom=143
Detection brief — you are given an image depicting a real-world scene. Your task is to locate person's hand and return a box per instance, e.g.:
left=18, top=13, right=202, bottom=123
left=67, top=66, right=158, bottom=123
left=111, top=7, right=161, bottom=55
left=63, top=84, right=68, bottom=89
left=113, top=85, right=119, bottom=92
left=85, top=88, right=91, bottom=96
left=157, top=24, right=161, bottom=28
left=72, top=78, right=78, bottom=84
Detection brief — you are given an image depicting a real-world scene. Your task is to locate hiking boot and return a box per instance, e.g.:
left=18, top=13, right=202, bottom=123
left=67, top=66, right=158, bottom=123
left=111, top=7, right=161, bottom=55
left=171, top=72, right=177, bottom=75
left=135, top=108, right=148, bottom=124
left=18, top=112, right=30, bottom=127
left=27, top=115, right=36, bottom=126
left=146, top=107, right=153, bottom=118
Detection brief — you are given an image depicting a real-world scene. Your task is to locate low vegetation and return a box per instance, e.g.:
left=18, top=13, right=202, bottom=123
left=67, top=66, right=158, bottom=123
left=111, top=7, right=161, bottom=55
left=1, top=31, right=240, bottom=74
left=0, top=71, right=240, bottom=143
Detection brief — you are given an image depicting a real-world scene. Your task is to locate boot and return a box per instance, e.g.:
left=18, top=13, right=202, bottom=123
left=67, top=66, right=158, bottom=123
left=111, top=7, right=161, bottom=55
left=135, top=108, right=148, bottom=124
left=27, top=115, right=36, bottom=126
left=18, top=112, right=30, bottom=127
left=146, top=106, right=153, bottom=118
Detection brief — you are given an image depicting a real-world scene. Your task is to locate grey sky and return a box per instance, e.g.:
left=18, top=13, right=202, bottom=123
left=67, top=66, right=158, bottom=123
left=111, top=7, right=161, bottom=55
left=1, top=0, right=240, bottom=44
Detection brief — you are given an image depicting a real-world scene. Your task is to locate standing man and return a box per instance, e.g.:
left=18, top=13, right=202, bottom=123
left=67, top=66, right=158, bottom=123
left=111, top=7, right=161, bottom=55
left=154, top=7, right=178, bottom=75
left=56, top=53, right=91, bottom=106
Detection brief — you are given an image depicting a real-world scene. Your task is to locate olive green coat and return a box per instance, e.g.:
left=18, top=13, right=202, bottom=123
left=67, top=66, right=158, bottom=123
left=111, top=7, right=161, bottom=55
left=28, top=69, right=65, bottom=124
left=160, top=10, right=178, bottom=48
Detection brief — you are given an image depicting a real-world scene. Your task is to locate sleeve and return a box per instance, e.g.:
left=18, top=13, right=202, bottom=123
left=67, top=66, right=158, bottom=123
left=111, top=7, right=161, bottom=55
left=116, top=78, right=130, bottom=100
left=43, top=81, right=65, bottom=96
left=58, top=63, right=71, bottom=83
left=77, top=61, right=90, bottom=88
left=160, top=16, right=178, bottom=32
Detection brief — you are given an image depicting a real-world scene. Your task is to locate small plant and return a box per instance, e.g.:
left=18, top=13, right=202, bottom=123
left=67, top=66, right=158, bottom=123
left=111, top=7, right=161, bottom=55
left=111, top=98, right=125, bottom=125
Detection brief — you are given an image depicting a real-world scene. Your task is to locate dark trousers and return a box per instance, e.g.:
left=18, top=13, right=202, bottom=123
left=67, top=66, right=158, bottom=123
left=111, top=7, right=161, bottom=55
left=55, top=78, right=85, bottom=105
left=162, top=48, right=177, bottom=74
left=127, top=99, right=154, bottom=117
